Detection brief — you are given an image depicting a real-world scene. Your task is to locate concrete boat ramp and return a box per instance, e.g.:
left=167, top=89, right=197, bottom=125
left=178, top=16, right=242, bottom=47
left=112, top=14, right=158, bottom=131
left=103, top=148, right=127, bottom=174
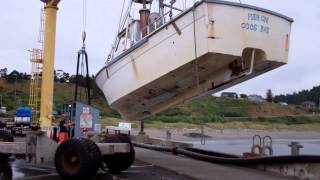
left=10, top=147, right=294, bottom=180
left=135, top=147, right=294, bottom=180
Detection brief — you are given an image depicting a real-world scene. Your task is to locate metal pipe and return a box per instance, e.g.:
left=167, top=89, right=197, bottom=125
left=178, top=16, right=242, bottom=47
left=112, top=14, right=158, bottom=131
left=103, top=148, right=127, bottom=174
left=139, top=8, right=150, bottom=37
left=139, top=119, right=145, bottom=135
left=84, top=51, right=91, bottom=105
left=248, top=48, right=256, bottom=75
left=143, top=0, right=147, bottom=8
left=74, top=53, right=80, bottom=102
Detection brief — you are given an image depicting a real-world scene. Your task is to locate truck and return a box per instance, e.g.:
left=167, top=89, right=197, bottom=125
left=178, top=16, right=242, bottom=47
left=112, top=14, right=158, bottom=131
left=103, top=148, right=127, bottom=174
left=0, top=107, right=32, bottom=136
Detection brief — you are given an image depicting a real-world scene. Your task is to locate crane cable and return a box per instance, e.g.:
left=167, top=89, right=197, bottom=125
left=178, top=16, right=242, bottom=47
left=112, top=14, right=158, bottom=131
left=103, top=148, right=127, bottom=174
left=82, top=0, right=87, bottom=46
left=80, top=0, right=87, bottom=102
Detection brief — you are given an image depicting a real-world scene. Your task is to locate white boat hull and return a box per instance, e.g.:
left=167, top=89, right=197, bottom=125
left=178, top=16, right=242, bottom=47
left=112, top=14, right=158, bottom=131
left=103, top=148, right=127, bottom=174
left=96, top=0, right=293, bottom=120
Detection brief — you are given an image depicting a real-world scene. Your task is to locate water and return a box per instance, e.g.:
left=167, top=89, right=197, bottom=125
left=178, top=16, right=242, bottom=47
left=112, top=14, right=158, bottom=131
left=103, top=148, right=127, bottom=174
left=192, top=139, right=320, bottom=156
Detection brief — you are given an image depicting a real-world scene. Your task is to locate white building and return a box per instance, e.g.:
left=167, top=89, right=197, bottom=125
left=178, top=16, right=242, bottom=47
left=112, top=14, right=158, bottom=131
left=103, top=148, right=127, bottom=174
left=248, top=95, right=265, bottom=102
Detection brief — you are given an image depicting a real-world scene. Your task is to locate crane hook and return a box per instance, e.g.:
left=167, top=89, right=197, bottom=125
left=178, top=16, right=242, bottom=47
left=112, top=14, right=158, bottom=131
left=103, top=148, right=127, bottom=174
left=82, top=31, right=86, bottom=46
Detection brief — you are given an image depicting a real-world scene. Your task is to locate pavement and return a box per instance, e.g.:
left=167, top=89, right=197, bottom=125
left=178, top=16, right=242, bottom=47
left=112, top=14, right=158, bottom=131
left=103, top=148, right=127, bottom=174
left=1, top=137, right=296, bottom=180
left=135, top=147, right=295, bottom=180
left=8, top=160, right=192, bottom=180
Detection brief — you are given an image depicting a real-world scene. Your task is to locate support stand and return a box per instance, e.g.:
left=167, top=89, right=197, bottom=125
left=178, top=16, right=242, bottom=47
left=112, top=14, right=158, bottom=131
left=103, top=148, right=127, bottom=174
left=139, top=119, right=145, bottom=135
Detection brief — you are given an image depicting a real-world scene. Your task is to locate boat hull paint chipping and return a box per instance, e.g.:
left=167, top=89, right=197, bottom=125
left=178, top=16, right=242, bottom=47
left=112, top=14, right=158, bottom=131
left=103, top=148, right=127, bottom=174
left=96, top=1, right=292, bottom=120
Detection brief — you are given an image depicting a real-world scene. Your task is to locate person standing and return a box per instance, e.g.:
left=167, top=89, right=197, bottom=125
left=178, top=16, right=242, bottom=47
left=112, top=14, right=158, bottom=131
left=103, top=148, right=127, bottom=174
left=59, top=114, right=73, bottom=143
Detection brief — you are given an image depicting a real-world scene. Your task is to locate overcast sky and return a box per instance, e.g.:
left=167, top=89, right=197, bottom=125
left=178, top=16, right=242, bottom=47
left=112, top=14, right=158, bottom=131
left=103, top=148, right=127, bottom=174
left=0, top=0, right=319, bottom=97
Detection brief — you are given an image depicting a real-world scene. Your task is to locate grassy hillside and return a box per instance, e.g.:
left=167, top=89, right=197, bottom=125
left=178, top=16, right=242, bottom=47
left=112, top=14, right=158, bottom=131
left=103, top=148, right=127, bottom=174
left=1, top=77, right=316, bottom=130
left=145, top=96, right=307, bottom=124
left=0, top=78, right=119, bottom=117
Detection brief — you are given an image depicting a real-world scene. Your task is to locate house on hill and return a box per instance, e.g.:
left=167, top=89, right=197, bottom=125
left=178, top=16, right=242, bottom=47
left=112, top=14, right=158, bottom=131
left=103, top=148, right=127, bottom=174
left=240, top=94, right=248, bottom=99
left=221, top=92, right=238, bottom=99
left=248, top=95, right=265, bottom=102
left=301, top=101, right=316, bottom=109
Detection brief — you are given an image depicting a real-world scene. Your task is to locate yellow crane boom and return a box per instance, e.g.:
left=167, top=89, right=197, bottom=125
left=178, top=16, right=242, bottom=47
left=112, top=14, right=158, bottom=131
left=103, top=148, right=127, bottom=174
left=39, top=0, right=60, bottom=129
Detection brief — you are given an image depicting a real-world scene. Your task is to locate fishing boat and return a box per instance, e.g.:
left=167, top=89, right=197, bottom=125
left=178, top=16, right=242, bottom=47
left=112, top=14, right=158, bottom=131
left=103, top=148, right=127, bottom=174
left=96, top=0, right=293, bottom=120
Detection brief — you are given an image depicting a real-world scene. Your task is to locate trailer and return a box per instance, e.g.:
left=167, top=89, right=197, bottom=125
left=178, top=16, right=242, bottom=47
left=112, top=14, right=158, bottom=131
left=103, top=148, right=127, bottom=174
left=0, top=104, right=135, bottom=179
left=0, top=129, right=135, bottom=179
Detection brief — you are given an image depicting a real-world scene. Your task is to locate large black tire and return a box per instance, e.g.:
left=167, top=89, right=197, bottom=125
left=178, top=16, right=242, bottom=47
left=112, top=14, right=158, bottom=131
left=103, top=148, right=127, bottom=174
left=0, top=122, right=5, bottom=129
left=0, top=162, right=12, bottom=180
left=0, top=130, right=14, bottom=160
left=55, top=138, right=102, bottom=180
left=101, top=135, right=135, bottom=174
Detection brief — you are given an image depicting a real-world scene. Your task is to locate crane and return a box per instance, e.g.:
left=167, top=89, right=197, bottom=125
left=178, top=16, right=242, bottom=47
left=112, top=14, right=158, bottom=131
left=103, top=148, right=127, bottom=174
left=39, top=0, right=60, bottom=129
left=0, top=2, right=135, bottom=179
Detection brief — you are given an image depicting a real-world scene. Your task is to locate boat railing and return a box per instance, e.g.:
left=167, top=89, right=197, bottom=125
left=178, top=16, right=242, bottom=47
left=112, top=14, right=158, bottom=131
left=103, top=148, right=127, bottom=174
left=139, top=6, right=184, bottom=40
left=107, top=10, right=178, bottom=64
left=107, top=1, right=187, bottom=65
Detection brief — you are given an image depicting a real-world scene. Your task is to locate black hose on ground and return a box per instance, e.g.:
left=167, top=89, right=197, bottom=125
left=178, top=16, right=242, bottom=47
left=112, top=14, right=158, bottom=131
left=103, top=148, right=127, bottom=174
left=133, top=142, right=320, bottom=165
left=185, top=147, right=241, bottom=158
left=132, top=142, right=172, bottom=152
left=175, top=148, right=320, bottom=165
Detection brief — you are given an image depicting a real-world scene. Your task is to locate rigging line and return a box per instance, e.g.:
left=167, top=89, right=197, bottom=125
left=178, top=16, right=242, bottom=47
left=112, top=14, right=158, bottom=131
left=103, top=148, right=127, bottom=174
left=109, top=0, right=132, bottom=60
left=118, top=0, right=127, bottom=34
left=119, top=1, right=131, bottom=31
left=121, top=1, right=134, bottom=30
left=109, top=0, right=130, bottom=60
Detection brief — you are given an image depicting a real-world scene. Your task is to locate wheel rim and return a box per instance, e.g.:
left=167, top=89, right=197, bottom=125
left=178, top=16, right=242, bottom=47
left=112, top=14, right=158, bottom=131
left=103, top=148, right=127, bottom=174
left=61, top=148, right=81, bottom=174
